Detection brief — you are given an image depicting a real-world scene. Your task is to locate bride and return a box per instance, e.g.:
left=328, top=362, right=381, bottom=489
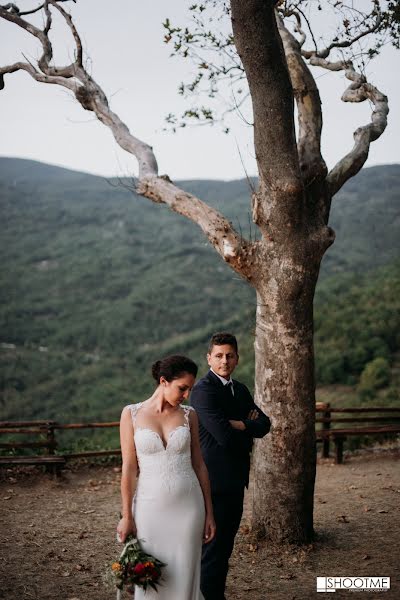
left=117, top=355, right=216, bottom=599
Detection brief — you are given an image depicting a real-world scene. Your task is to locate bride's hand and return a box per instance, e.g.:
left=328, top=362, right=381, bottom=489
left=117, top=516, right=136, bottom=543
left=203, top=512, right=216, bottom=544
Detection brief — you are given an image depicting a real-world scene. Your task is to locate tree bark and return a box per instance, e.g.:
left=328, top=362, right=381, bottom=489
left=230, top=0, right=320, bottom=543
left=251, top=237, right=321, bottom=542
left=251, top=169, right=334, bottom=545
left=231, top=0, right=301, bottom=198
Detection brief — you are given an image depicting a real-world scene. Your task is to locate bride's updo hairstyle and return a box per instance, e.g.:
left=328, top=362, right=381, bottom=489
left=151, top=355, right=198, bottom=384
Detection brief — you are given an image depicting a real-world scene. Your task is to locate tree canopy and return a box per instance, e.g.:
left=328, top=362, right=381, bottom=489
left=163, top=0, right=399, bottom=135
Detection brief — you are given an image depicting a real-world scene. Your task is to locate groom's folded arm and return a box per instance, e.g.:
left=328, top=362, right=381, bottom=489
left=190, top=387, right=245, bottom=449
left=241, top=386, right=271, bottom=438
left=242, top=409, right=271, bottom=438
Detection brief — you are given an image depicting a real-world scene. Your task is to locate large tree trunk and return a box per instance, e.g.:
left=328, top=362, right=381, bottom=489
left=249, top=181, right=333, bottom=544
left=230, top=0, right=333, bottom=543
left=252, top=246, right=320, bottom=543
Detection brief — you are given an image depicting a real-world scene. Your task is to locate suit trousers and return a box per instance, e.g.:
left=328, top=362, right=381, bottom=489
left=201, top=488, right=244, bottom=600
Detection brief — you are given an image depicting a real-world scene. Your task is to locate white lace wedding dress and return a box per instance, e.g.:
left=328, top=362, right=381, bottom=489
left=127, top=403, right=205, bottom=600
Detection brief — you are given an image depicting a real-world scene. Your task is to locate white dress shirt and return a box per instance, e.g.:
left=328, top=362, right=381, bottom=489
left=210, top=368, right=234, bottom=395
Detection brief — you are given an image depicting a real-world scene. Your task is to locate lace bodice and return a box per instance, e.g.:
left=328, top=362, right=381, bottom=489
left=127, top=403, right=198, bottom=496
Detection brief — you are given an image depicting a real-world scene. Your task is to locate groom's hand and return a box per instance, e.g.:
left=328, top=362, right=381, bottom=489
left=229, top=419, right=246, bottom=431
left=247, top=409, right=258, bottom=420
left=229, top=409, right=258, bottom=431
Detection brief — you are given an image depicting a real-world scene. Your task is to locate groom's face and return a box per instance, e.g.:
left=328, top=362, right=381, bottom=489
left=207, top=344, right=239, bottom=379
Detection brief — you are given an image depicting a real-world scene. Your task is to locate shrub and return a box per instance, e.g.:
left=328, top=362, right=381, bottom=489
left=357, top=357, right=391, bottom=399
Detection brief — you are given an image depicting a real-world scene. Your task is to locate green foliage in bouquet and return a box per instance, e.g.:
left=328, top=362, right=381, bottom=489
left=112, top=535, right=166, bottom=594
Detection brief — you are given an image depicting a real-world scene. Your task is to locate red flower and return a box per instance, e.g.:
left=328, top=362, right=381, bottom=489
left=133, top=563, right=146, bottom=576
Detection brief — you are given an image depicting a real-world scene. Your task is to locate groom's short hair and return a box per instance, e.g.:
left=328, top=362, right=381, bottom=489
left=208, top=332, right=238, bottom=354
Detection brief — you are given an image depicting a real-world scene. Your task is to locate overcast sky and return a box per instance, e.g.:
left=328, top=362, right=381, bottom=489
left=0, top=0, right=399, bottom=181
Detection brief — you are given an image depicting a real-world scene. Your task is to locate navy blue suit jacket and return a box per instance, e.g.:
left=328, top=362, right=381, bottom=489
left=190, top=370, right=270, bottom=493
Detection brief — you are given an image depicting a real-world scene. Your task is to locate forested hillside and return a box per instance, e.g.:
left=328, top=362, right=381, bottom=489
left=1, top=159, right=399, bottom=426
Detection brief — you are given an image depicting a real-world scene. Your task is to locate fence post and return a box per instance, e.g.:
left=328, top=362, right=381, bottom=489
left=322, top=403, right=331, bottom=458
left=46, top=421, right=56, bottom=455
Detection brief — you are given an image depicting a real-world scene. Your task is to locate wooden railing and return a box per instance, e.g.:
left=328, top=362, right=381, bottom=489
left=1, top=405, right=400, bottom=469
left=315, top=403, right=400, bottom=463
left=0, top=420, right=120, bottom=464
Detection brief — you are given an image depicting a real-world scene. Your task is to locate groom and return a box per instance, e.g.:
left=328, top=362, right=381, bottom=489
left=190, top=332, right=271, bottom=600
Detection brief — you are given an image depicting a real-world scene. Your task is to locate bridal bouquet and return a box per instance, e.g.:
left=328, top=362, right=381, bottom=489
left=112, top=534, right=166, bottom=595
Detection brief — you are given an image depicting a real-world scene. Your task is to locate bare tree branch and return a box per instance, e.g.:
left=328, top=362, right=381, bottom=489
left=49, top=0, right=82, bottom=67
left=291, top=10, right=306, bottom=48
left=0, top=59, right=77, bottom=89
left=0, top=4, right=49, bottom=41
left=308, top=56, right=388, bottom=196
left=278, top=1, right=388, bottom=199
left=301, top=5, right=382, bottom=60
left=277, top=14, right=326, bottom=184
left=0, top=3, right=76, bottom=78
left=0, top=0, right=74, bottom=17
left=288, top=5, right=318, bottom=53
left=0, top=0, right=256, bottom=278
left=0, top=3, right=159, bottom=177
left=137, top=176, right=256, bottom=278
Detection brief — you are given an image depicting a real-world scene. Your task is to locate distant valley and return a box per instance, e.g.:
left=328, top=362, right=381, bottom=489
left=1, top=158, right=399, bottom=434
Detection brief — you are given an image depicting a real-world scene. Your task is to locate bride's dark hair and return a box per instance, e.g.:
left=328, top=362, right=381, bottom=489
left=151, top=355, right=198, bottom=383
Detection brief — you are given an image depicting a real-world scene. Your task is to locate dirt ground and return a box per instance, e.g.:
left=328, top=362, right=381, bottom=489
left=1, top=447, right=399, bottom=600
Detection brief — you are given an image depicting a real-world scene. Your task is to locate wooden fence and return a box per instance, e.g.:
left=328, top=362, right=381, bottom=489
left=0, top=419, right=120, bottom=460
left=315, top=403, right=400, bottom=463
left=1, top=404, right=400, bottom=467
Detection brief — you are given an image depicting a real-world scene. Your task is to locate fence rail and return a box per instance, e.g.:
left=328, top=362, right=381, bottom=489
left=315, top=403, right=400, bottom=462
left=0, top=419, right=120, bottom=460
left=1, top=404, right=400, bottom=464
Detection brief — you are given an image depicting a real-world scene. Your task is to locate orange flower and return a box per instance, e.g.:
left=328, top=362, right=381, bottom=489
left=111, top=562, right=122, bottom=572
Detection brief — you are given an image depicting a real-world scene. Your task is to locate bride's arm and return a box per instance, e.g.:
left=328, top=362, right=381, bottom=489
left=117, top=406, right=138, bottom=543
left=190, top=410, right=216, bottom=544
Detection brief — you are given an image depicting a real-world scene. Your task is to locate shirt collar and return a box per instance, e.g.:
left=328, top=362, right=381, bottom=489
left=210, top=368, right=233, bottom=387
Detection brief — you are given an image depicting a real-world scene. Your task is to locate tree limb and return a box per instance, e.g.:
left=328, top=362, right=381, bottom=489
left=0, top=3, right=78, bottom=78
left=48, top=0, right=82, bottom=67
left=0, top=60, right=77, bottom=89
left=301, top=5, right=382, bottom=60
left=308, top=57, right=388, bottom=196
left=0, top=0, right=256, bottom=278
left=0, top=4, right=49, bottom=42
left=136, top=176, right=256, bottom=278
left=0, top=0, right=74, bottom=17
left=277, top=14, right=326, bottom=185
